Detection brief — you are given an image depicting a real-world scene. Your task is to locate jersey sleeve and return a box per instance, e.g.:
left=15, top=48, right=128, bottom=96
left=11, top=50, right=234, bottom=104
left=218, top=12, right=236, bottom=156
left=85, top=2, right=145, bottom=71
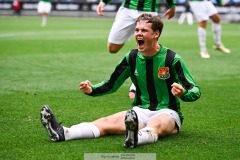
left=165, top=0, right=176, bottom=8
left=89, top=54, right=131, bottom=96
left=216, top=0, right=223, bottom=5
left=100, top=0, right=112, bottom=5
left=172, top=56, right=201, bottom=102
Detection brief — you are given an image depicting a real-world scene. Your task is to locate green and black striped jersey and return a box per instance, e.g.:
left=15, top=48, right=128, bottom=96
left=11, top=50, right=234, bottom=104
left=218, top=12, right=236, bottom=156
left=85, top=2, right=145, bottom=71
left=90, top=45, right=201, bottom=122
left=101, top=0, right=176, bottom=12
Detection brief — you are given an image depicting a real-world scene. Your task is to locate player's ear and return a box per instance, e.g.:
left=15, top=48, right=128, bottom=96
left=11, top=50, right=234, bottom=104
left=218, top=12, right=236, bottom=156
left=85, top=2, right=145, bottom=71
left=154, top=30, right=160, bottom=39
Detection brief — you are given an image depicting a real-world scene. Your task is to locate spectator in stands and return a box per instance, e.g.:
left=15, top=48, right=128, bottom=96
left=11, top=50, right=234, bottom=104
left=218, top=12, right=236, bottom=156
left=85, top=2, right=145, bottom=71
left=13, top=0, right=21, bottom=16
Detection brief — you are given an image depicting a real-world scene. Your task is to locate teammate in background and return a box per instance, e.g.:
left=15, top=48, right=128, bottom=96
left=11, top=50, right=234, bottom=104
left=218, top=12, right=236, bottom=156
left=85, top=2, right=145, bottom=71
left=13, top=0, right=21, bottom=16
left=37, top=0, right=52, bottom=27
left=178, top=1, right=193, bottom=25
left=189, top=0, right=231, bottom=58
left=96, top=0, right=176, bottom=99
left=40, top=13, right=201, bottom=149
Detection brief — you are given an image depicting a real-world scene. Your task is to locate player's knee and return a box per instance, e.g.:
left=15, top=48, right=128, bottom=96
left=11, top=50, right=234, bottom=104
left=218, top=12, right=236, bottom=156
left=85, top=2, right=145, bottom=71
left=94, top=117, right=109, bottom=135
left=211, top=14, right=221, bottom=23
left=157, top=122, right=169, bottom=134
left=108, top=48, right=119, bottom=54
left=155, top=119, right=176, bottom=137
left=108, top=43, right=123, bottom=53
left=213, top=19, right=220, bottom=24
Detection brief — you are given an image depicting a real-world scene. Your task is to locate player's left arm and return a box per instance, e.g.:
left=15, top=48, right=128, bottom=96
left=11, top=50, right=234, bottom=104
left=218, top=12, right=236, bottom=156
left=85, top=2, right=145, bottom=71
left=172, top=57, right=201, bottom=102
left=171, top=82, right=185, bottom=98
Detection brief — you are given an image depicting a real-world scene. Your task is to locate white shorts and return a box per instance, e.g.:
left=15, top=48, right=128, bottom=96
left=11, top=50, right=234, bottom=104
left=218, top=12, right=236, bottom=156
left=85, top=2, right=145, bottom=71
left=37, top=1, right=52, bottom=14
left=189, top=1, right=218, bottom=22
left=108, top=6, right=158, bottom=44
left=132, top=107, right=181, bottom=129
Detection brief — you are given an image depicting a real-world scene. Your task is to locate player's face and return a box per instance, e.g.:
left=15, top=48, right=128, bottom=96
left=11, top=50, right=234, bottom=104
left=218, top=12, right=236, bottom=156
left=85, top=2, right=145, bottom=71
left=134, top=20, right=158, bottom=52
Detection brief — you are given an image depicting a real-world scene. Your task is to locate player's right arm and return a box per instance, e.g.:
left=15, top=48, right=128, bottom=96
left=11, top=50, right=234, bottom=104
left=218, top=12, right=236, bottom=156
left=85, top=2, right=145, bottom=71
left=80, top=80, right=92, bottom=94
left=96, top=2, right=105, bottom=16
left=96, top=0, right=112, bottom=16
left=164, top=0, right=176, bottom=19
left=83, top=53, right=131, bottom=97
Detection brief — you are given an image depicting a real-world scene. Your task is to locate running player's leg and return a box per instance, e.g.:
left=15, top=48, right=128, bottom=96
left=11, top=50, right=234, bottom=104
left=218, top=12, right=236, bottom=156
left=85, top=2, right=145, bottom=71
left=211, top=14, right=222, bottom=47
left=37, top=1, right=51, bottom=27
left=189, top=1, right=210, bottom=58
left=107, top=7, right=136, bottom=53
left=208, top=3, right=230, bottom=54
left=206, top=2, right=222, bottom=49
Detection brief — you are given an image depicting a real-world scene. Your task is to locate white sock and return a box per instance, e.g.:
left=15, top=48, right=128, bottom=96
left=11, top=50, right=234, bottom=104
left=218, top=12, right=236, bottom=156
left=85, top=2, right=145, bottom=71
left=42, top=15, right=47, bottom=26
left=212, top=23, right=222, bottom=46
left=64, top=122, right=100, bottom=140
left=198, top=27, right=207, bottom=52
left=137, top=127, right=158, bottom=146
left=187, top=12, right=193, bottom=25
left=178, top=13, right=186, bottom=24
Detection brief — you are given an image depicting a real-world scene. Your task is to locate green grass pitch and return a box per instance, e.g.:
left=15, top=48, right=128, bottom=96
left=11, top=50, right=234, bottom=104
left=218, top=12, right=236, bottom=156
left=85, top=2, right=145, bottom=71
left=0, top=16, right=239, bottom=160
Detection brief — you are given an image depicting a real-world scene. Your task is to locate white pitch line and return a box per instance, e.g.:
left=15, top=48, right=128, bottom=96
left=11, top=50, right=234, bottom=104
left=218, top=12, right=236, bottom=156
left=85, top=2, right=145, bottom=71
left=0, top=32, right=39, bottom=38
left=0, top=30, right=108, bottom=39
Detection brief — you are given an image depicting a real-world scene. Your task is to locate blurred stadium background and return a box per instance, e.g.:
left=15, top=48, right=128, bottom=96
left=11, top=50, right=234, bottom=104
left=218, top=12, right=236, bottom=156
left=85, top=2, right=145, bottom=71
left=0, top=0, right=240, bottom=22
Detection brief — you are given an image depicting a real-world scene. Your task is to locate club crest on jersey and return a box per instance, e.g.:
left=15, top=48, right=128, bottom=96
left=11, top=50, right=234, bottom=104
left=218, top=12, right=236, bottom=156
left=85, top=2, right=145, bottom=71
left=158, top=67, right=170, bottom=79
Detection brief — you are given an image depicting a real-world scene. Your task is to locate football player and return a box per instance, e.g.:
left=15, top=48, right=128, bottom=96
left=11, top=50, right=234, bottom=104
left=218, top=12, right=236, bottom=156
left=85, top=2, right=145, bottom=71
left=40, top=13, right=201, bottom=149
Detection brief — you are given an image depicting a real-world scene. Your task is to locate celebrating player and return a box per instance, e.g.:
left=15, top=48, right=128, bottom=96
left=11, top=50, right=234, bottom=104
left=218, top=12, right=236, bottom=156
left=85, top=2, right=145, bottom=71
left=40, top=13, right=201, bottom=149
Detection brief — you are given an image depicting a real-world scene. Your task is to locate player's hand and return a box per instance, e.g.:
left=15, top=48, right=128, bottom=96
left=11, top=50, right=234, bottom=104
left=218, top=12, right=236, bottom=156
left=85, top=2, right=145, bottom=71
left=164, top=8, right=175, bottom=19
left=96, top=2, right=105, bottom=16
left=222, top=2, right=228, bottom=6
left=171, top=82, right=185, bottom=98
left=80, top=80, right=92, bottom=94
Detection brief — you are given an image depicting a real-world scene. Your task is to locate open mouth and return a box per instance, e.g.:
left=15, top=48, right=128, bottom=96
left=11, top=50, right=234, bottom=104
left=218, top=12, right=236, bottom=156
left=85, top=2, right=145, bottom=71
left=137, top=39, right=144, bottom=48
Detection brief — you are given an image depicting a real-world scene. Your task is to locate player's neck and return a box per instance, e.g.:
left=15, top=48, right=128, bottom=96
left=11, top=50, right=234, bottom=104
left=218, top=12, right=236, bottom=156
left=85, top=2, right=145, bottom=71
left=142, top=43, right=160, bottom=57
